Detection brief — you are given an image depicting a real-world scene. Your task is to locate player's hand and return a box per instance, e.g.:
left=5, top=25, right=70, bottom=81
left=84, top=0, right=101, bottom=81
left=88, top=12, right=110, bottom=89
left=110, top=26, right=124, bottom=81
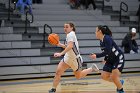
left=56, top=42, right=61, bottom=46
left=54, top=52, right=62, bottom=57
left=89, top=53, right=96, bottom=59
left=56, top=42, right=66, bottom=48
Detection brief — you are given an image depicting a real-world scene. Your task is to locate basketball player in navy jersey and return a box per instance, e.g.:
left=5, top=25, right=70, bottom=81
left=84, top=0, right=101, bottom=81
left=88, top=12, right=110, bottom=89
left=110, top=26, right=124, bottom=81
left=90, top=25, right=125, bottom=93
left=49, top=22, right=99, bottom=93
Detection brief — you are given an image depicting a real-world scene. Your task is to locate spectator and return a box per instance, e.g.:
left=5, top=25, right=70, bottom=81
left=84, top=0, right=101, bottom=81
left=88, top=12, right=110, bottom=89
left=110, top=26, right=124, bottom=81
left=69, top=0, right=80, bottom=9
left=121, top=28, right=139, bottom=53
left=16, top=0, right=32, bottom=14
left=80, top=0, right=96, bottom=10
left=12, top=0, right=18, bottom=3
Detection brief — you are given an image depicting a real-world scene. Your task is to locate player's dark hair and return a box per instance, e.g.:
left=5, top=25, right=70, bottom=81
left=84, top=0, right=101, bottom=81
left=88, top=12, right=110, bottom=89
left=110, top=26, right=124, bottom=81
left=97, top=25, right=112, bottom=36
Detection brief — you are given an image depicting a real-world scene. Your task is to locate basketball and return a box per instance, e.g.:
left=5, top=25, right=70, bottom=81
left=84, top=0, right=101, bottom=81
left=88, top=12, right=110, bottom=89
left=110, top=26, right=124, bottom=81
left=48, top=33, right=60, bottom=45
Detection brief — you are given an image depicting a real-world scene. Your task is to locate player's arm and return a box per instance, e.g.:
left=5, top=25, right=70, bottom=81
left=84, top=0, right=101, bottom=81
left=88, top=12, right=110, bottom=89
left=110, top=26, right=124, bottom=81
left=90, top=38, right=112, bottom=59
left=54, top=41, right=73, bottom=57
left=57, top=42, right=66, bottom=48
left=54, top=32, right=74, bottom=57
left=95, top=38, right=112, bottom=58
left=60, top=41, right=73, bottom=55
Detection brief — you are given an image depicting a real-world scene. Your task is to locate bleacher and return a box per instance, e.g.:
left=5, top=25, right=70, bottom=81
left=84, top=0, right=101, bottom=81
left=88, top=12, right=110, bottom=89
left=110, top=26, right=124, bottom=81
left=0, top=0, right=140, bottom=80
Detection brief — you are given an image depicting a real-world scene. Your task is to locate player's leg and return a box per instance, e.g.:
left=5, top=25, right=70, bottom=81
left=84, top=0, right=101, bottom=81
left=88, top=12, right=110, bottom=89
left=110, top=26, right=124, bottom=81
left=49, top=61, right=70, bottom=93
left=53, top=61, right=70, bottom=88
left=112, top=55, right=125, bottom=93
left=101, top=71, right=112, bottom=82
left=111, top=69, right=124, bottom=93
left=74, top=63, right=99, bottom=79
left=101, top=63, right=113, bottom=82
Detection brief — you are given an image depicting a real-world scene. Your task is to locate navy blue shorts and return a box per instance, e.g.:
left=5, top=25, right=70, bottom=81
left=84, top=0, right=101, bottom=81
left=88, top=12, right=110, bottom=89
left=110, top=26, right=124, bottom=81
left=103, top=54, right=125, bottom=73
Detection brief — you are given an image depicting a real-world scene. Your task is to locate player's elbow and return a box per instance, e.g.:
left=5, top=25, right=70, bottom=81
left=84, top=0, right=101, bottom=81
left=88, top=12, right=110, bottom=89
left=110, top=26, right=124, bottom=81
left=67, top=42, right=73, bottom=49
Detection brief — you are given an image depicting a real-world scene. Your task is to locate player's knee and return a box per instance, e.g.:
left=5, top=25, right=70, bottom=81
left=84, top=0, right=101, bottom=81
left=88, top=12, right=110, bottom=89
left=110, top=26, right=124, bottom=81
left=55, top=70, right=62, bottom=77
left=101, top=74, right=109, bottom=80
left=111, top=74, right=118, bottom=80
left=74, top=71, right=81, bottom=79
left=75, top=75, right=81, bottom=79
left=75, top=76, right=81, bottom=79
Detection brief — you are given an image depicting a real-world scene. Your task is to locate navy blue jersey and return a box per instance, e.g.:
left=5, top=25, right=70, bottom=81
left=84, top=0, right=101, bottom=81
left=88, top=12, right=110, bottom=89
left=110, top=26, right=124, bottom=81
left=96, top=35, right=124, bottom=64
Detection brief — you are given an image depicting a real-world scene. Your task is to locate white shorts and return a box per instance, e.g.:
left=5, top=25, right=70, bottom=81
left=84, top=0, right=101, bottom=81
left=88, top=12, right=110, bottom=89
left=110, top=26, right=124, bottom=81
left=61, top=56, right=83, bottom=71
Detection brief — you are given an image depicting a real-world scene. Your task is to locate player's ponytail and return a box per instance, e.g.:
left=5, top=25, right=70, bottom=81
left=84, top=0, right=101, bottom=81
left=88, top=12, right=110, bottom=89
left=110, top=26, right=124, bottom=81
left=97, top=25, right=112, bottom=36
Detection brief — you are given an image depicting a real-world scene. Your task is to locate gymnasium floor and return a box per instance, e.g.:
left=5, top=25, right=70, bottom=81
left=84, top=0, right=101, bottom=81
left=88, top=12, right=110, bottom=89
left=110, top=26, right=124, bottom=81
left=0, top=72, right=140, bottom=93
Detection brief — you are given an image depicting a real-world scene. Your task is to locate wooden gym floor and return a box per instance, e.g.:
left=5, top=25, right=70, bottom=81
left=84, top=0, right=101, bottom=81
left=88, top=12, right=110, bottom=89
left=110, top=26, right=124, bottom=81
left=0, top=72, right=140, bottom=93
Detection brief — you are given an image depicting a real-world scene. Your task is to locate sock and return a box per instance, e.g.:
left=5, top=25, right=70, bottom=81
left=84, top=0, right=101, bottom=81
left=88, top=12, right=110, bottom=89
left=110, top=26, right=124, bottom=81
left=118, top=88, right=124, bottom=91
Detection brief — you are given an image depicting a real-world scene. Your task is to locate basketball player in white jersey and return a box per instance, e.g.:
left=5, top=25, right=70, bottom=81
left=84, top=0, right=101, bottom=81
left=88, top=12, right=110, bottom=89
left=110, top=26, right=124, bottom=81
left=49, top=22, right=99, bottom=93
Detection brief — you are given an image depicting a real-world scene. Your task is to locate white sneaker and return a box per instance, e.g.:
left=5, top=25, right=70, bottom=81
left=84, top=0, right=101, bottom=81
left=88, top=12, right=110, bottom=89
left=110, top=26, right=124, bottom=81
left=90, top=63, right=99, bottom=72
left=130, top=50, right=135, bottom=54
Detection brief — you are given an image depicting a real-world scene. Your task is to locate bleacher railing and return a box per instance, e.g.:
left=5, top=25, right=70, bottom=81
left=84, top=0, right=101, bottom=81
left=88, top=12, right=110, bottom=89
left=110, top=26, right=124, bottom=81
left=24, top=11, right=34, bottom=34
left=138, top=15, right=140, bottom=38
left=8, top=0, right=16, bottom=21
left=102, top=0, right=104, bottom=10
left=137, top=5, right=140, bottom=37
left=42, top=24, right=52, bottom=48
left=13, top=1, right=16, bottom=10
left=8, top=0, right=11, bottom=21
left=119, top=2, right=128, bottom=22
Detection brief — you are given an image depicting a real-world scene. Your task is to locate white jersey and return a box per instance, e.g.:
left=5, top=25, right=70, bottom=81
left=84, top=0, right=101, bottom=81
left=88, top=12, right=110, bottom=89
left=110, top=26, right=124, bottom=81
left=64, top=31, right=81, bottom=59
left=62, top=31, right=83, bottom=71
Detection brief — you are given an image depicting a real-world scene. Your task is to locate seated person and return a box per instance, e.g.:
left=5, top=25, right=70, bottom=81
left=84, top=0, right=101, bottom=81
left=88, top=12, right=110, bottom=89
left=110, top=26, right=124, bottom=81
left=69, top=0, right=81, bottom=9
left=121, top=28, right=139, bottom=53
left=80, top=0, right=96, bottom=10
left=16, top=0, right=32, bottom=14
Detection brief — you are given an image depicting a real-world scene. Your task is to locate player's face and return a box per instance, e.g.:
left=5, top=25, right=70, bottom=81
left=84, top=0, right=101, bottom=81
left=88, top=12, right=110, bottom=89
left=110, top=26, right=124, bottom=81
left=95, top=27, right=101, bottom=39
left=64, top=24, right=73, bottom=34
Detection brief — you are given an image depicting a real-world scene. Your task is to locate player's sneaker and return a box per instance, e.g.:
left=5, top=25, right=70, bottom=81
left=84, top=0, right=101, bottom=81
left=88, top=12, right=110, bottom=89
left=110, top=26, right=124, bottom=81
left=90, top=63, right=99, bottom=72
left=116, top=80, right=125, bottom=93
left=49, top=88, right=56, bottom=93
left=117, top=90, right=125, bottom=93
left=120, top=79, right=124, bottom=85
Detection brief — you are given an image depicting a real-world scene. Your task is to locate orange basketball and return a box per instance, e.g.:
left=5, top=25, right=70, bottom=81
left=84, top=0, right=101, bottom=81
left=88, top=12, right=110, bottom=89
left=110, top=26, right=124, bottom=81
left=48, top=33, right=60, bottom=45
